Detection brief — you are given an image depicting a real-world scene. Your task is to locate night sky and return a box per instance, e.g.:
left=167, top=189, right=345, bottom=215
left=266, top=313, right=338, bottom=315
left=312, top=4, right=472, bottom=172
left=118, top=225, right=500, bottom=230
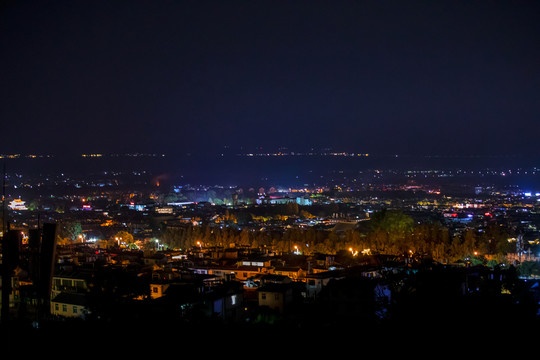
left=1, top=0, right=540, bottom=158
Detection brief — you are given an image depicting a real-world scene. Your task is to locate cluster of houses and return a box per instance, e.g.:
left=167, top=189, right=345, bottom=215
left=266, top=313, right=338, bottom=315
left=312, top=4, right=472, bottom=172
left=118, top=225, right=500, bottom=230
left=43, top=244, right=388, bottom=324
left=7, top=236, right=534, bottom=332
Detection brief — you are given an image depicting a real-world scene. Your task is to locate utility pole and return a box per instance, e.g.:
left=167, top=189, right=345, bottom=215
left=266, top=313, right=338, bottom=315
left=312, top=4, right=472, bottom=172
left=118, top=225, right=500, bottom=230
left=1, top=161, right=8, bottom=324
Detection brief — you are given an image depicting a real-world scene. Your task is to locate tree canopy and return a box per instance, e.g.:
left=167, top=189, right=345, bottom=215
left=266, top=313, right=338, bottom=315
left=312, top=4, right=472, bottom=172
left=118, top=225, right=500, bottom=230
left=156, top=208, right=517, bottom=266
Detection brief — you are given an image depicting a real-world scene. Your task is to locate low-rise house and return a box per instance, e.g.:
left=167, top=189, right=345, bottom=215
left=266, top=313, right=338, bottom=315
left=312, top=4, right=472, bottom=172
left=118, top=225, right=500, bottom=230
left=273, top=266, right=305, bottom=281
left=153, top=277, right=246, bottom=322
left=234, top=264, right=273, bottom=282
left=304, top=270, right=344, bottom=298
left=143, top=252, right=168, bottom=267
left=50, top=293, right=89, bottom=319
left=148, top=268, right=183, bottom=299
left=259, top=274, right=292, bottom=285
left=203, top=281, right=245, bottom=322
left=189, top=264, right=238, bottom=281
left=150, top=280, right=170, bottom=299
left=310, top=253, right=336, bottom=272
left=257, top=282, right=295, bottom=313
left=51, top=271, right=91, bottom=299
left=235, top=256, right=274, bottom=277
left=50, top=270, right=92, bottom=319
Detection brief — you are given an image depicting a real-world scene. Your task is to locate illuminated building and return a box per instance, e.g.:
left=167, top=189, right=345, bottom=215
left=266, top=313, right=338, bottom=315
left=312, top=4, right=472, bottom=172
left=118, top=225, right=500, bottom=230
left=8, top=199, right=27, bottom=210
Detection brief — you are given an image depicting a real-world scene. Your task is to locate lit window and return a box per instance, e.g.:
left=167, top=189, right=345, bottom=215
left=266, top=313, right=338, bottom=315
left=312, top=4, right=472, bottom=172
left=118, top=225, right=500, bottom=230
left=231, top=295, right=237, bottom=305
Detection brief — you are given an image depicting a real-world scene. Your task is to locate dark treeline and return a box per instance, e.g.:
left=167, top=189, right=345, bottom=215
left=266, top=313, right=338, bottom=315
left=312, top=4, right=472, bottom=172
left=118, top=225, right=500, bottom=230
left=159, top=209, right=520, bottom=265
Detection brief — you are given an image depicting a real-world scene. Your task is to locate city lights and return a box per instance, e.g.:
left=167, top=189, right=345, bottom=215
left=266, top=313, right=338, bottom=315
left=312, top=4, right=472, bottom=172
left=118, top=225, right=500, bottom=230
left=2, top=0, right=539, bottom=341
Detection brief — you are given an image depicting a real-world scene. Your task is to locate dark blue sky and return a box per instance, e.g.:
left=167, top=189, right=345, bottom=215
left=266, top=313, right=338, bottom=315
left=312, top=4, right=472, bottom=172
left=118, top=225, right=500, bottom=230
left=1, top=0, right=539, bottom=157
